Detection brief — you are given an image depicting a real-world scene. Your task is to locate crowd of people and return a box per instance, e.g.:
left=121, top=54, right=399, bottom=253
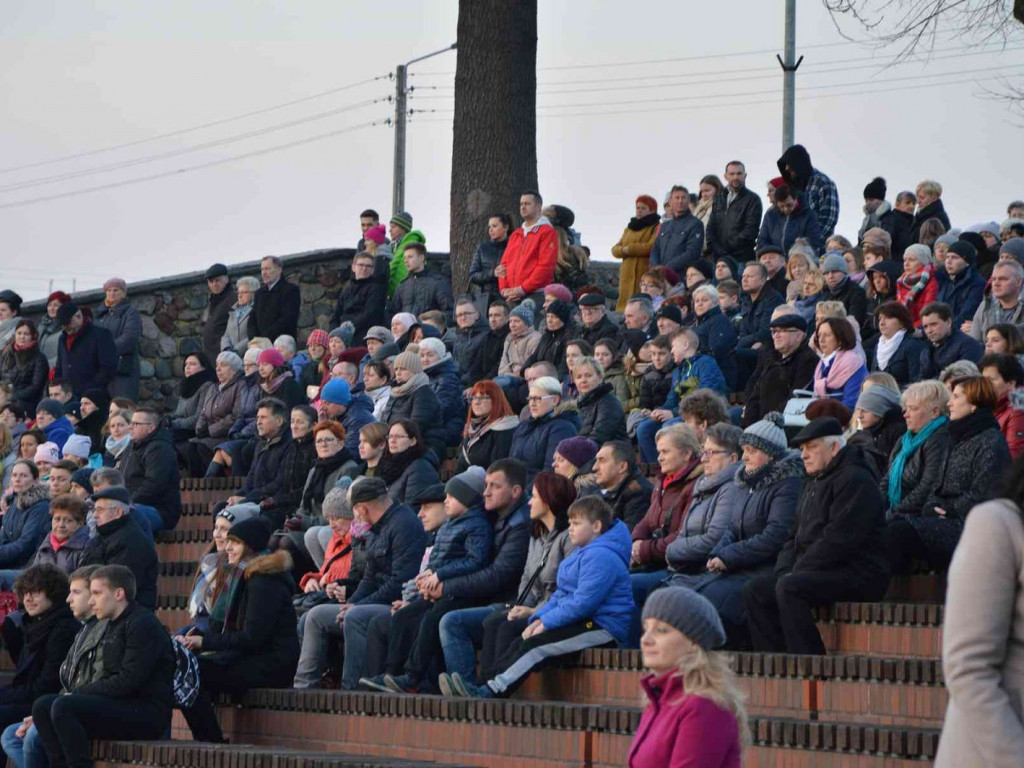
left=0, top=144, right=1023, bottom=766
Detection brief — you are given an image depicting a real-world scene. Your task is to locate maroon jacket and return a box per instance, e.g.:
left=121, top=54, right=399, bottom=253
left=631, top=458, right=703, bottom=568
left=628, top=671, right=741, bottom=768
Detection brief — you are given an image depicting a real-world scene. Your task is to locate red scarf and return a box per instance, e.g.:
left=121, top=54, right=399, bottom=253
left=49, top=532, right=68, bottom=552
left=13, top=340, right=37, bottom=352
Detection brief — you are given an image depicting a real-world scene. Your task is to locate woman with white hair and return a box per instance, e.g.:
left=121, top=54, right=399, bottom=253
left=418, top=338, right=466, bottom=448
left=186, top=351, right=246, bottom=477
left=896, top=244, right=939, bottom=327
left=509, top=376, right=580, bottom=485
left=221, top=276, right=260, bottom=356
left=574, top=357, right=626, bottom=443
left=691, top=284, right=738, bottom=390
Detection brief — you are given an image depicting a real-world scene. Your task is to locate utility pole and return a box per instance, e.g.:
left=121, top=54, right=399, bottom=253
left=777, top=0, right=802, bottom=152
left=392, top=43, right=457, bottom=215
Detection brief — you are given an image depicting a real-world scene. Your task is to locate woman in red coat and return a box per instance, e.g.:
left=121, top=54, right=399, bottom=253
left=628, top=587, right=745, bottom=768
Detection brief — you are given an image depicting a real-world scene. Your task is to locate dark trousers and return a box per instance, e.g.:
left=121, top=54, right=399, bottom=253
left=364, top=611, right=394, bottom=678
left=181, top=657, right=293, bottom=743
left=32, top=693, right=169, bottom=768
left=392, top=597, right=466, bottom=691
left=479, top=609, right=530, bottom=681
left=743, top=567, right=889, bottom=655
left=882, top=517, right=931, bottom=574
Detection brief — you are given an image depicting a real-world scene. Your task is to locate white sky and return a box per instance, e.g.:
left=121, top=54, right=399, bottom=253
left=1, top=1, right=1023, bottom=300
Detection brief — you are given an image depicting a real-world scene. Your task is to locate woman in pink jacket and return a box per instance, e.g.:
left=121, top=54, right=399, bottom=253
left=628, top=587, right=746, bottom=768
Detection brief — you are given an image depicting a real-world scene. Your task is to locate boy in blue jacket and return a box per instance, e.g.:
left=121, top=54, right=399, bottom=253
left=360, top=467, right=494, bottom=694
left=442, top=495, right=633, bottom=699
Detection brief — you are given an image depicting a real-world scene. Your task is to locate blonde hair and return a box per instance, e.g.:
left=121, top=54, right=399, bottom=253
left=666, top=647, right=749, bottom=750
left=901, top=379, right=950, bottom=413
left=248, top=337, right=273, bottom=351
left=863, top=372, right=899, bottom=394
left=815, top=301, right=847, bottom=320
left=916, top=179, right=942, bottom=198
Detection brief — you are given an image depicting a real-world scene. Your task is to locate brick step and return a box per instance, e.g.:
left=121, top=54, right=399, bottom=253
left=94, top=741, right=471, bottom=768
left=170, top=689, right=939, bottom=767
left=815, top=602, right=943, bottom=658
left=519, top=649, right=946, bottom=727
left=156, top=530, right=213, bottom=564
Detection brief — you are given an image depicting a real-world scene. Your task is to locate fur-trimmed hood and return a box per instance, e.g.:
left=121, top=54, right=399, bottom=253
left=1010, top=388, right=1024, bottom=412
left=552, top=399, right=579, bottom=417
left=13, top=482, right=49, bottom=511
left=245, top=549, right=293, bottom=579
left=734, top=451, right=804, bottom=492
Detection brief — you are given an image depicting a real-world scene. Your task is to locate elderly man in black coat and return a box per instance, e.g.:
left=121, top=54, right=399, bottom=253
left=742, top=312, right=818, bottom=427
left=201, top=263, right=237, bottom=363
left=743, top=418, right=890, bottom=655
left=81, top=487, right=159, bottom=610
left=248, top=256, right=301, bottom=341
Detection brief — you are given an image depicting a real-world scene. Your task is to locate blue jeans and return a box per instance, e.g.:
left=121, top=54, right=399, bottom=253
left=341, top=604, right=392, bottom=690
left=636, top=417, right=681, bottom=464
left=1, top=722, right=46, bottom=768
left=0, top=569, right=24, bottom=591
left=438, top=604, right=502, bottom=683
left=628, top=570, right=670, bottom=648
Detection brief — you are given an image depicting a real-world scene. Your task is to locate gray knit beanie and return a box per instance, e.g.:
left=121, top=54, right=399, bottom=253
left=509, top=298, right=536, bottom=327
left=445, top=466, right=487, bottom=509
left=642, top=587, right=726, bottom=650
left=904, top=243, right=933, bottom=266
left=739, top=412, right=788, bottom=459
left=821, top=252, right=848, bottom=275
left=855, top=386, right=901, bottom=419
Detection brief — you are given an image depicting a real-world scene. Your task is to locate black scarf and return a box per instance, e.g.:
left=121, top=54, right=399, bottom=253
left=948, top=408, right=1000, bottom=443
left=23, top=604, right=74, bottom=655
left=300, top=449, right=353, bottom=511
left=376, top=446, right=425, bottom=485
left=180, top=367, right=217, bottom=400
left=627, top=212, right=662, bottom=231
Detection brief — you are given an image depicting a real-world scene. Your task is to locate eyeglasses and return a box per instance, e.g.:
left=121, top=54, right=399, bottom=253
left=129, top=421, right=154, bottom=428
left=471, top=395, right=492, bottom=402
left=527, top=395, right=556, bottom=404
left=314, top=437, right=338, bottom=445
left=700, top=448, right=732, bottom=458
left=770, top=328, right=800, bottom=336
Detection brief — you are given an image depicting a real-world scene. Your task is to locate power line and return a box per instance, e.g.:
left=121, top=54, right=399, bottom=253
left=0, top=73, right=391, bottom=176
left=0, top=119, right=386, bottom=212
left=0, top=97, right=388, bottom=194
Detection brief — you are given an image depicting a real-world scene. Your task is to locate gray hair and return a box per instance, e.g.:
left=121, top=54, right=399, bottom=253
left=90, top=467, right=124, bottom=488
left=902, top=380, right=950, bottom=412
left=261, top=255, right=284, bottom=268
left=237, top=276, right=260, bottom=293
left=627, top=297, right=653, bottom=319
left=216, top=351, right=244, bottom=371
left=273, top=335, right=297, bottom=354
left=322, top=486, right=352, bottom=519
left=655, top=422, right=701, bottom=457
left=940, top=360, right=980, bottom=384
left=788, top=240, right=818, bottom=266
left=243, top=347, right=260, bottom=365
left=692, top=284, right=720, bottom=303
left=704, top=423, right=742, bottom=457
left=822, top=435, right=846, bottom=451
left=993, top=259, right=1024, bottom=281
left=529, top=376, right=562, bottom=397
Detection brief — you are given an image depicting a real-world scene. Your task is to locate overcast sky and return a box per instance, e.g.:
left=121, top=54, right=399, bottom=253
left=1, top=1, right=1022, bottom=300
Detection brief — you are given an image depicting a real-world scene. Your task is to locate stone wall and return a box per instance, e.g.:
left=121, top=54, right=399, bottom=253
left=20, top=249, right=620, bottom=410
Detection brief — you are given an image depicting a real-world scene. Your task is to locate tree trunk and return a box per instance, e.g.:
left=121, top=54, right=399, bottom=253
left=449, top=0, right=538, bottom=295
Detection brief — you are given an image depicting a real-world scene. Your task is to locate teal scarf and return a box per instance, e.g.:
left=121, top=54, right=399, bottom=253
left=888, top=415, right=947, bottom=508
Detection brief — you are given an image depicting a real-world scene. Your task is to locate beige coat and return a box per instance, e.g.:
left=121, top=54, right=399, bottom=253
left=936, top=499, right=1024, bottom=767
left=499, top=329, right=541, bottom=377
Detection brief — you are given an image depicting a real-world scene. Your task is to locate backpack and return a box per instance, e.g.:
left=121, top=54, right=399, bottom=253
left=172, top=640, right=201, bottom=707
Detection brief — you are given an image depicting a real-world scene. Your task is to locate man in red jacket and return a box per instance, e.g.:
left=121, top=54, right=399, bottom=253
left=980, top=353, right=1024, bottom=458
left=498, top=191, right=558, bottom=310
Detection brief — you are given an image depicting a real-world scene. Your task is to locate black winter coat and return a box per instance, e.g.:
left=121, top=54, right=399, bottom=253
left=707, top=187, right=763, bottom=264
left=601, top=471, right=654, bottom=531
left=390, top=268, right=454, bottom=319
left=0, top=345, right=48, bottom=412
left=241, top=430, right=294, bottom=527
left=202, top=285, right=237, bottom=363
left=469, top=240, right=506, bottom=301
left=776, top=446, right=889, bottom=579
left=54, top=321, right=118, bottom=397
left=122, top=428, right=181, bottom=530
left=640, top=364, right=675, bottom=411
left=737, top=286, right=785, bottom=349
left=889, top=209, right=915, bottom=261
left=693, top=306, right=738, bottom=391
left=880, top=423, right=949, bottom=517
left=869, top=332, right=926, bottom=389
left=847, top=406, right=906, bottom=480
left=577, top=383, right=627, bottom=444
left=331, top=271, right=388, bottom=346
left=202, top=550, right=300, bottom=688
left=443, top=496, right=532, bottom=604
left=465, top=325, right=509, bottom=385
left=455, top=416, right=519, bottom=473
left=741, top=343, right=818, bottom=427
left=272, top=432, right=317, bottom=514
left=452, top=322, right=488, bottom=385
left=82, top=516, right=158, bottom=609
left=910, top=198, right=951, bottom=243
left=523, top=324, right=576, bottom=378
left=936, top=266, right=987, bottom=328
left=826, top=277, right=869, bottom=325
left=381, top=378, right=444, bottom=452
left=0, top=604, right=79, bottom=708
left=248, top=279, right=301, bottom=340
left=350, top=503, right=428, bottom=605
left=580, top=314, right=623, bottom=349
left=388, top=454, right=441, bottom=507
left=924, top=416, right=1010, bottom=523
left=70, top=602, right=174, bottom=715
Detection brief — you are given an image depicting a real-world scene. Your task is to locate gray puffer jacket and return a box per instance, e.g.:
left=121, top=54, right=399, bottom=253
left=665, top=461, right=744, bottom=574
left=517, top=527, right=574, bottom=608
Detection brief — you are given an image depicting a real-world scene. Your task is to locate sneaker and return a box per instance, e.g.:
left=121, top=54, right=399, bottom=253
left=383, top=673, right=418, bottom=694
left=451, top=672, right=493, bottom=698
left=357, top=675, right=392, bottom=693
left=438, top=672, right=456, bottom=697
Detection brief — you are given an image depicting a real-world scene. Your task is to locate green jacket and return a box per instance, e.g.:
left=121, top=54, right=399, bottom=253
left=389, top=229, right=427, bottom=297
